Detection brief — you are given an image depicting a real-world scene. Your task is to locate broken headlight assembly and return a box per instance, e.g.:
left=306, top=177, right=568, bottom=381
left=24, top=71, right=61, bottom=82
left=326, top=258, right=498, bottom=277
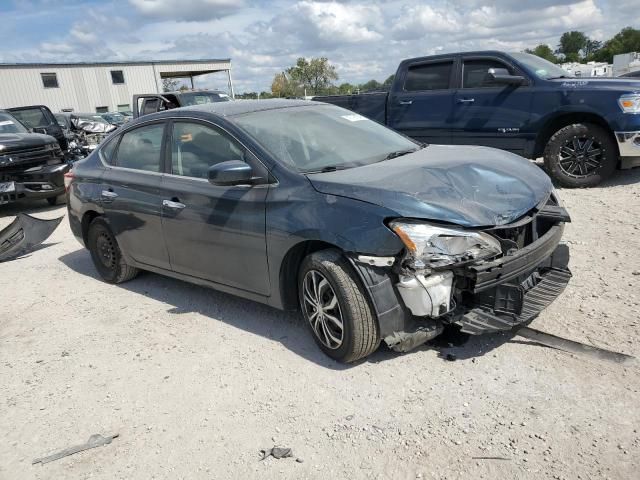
left=390, top=220, right=502, bottom=269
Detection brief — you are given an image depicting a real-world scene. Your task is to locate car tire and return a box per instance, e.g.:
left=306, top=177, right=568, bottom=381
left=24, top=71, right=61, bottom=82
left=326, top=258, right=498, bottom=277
left=543, top=123, right=617, bottom=188
left=87, top=217, right=139, bottom=284
left=298, top=249, right=380, bottom=363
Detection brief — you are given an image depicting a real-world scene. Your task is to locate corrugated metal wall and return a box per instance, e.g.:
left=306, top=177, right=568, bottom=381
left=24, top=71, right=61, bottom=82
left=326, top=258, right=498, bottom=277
left=0, top=61, right=230, bottom=113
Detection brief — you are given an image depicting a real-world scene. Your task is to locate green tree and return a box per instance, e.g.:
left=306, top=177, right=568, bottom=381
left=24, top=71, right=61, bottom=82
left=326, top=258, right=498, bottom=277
left=590, top=27, right=640, bottom=63
left=557, top=31, right=589, bottom=61
left=383, top=74, right=395, bottom=87
left=287, top=57, right=338, bottom=95
left=162, top=78, right=180, bottom=92
left=525, top=44, right=558, bottom=63
left=337, top=82, right=355, bottom=94
left=359, top=79, right=382, bottom=92
left=271, top=71, right=299, bottom=97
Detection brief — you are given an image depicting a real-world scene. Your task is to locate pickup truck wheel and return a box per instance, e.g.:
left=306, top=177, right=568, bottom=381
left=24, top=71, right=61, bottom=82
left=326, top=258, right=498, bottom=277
left=298, top=249, right=380, bottom=363
left=87, top=217, right=139, bottom=284
left=543, top=123, right=617, bottom=188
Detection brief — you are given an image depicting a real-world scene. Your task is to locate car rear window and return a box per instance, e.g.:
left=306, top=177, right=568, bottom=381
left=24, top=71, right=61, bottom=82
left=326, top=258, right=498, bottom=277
left=404, top=61, right=453, bottom=91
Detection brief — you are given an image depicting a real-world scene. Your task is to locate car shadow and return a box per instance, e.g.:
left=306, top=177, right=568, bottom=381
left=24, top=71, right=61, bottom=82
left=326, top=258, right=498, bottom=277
left=58, top=249, right=520, bottom=369
left=0, top=197, right=65, bottom=218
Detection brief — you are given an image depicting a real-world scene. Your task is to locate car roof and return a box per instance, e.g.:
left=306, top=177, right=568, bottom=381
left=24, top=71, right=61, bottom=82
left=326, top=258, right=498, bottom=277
left=178, top=99, right=319, bottom=117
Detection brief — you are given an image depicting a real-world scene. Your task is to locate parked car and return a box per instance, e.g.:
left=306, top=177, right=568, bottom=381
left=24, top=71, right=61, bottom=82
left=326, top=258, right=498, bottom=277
left=314, top=51, right=640, bottom=188
left=0, top=110, right=68, bottom=205
left=133, top=90, right=231, bottom=118
left=99, top=112, right=126, bottom=127
left=66, top=100, right=571, bottom=362
left=620, top=70, right=640, bottom=78
left=8, top=105, right=67, bottom=151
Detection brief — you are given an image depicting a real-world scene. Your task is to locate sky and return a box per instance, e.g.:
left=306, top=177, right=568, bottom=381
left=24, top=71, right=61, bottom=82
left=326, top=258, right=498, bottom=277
left=0, top=0, right=636, bottom=93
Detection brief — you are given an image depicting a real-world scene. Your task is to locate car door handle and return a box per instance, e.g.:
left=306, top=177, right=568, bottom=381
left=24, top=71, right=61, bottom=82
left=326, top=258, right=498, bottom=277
left=457, top=98, right=475, bottom=104
left=399, top=100, right=413, bottom=105
left=162, top=199, right=186, bottom=210
left=101, top=190, right=118, bottom=201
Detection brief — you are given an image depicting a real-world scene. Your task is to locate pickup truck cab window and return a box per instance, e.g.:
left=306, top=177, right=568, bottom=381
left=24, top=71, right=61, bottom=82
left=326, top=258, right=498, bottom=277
left=170, top=122, right=245, bottom=178
left=463, top=59, right=513, bottom=88
left=404, top=61, right=453, bottom=91
left=115, top=123, right=165, bottom=172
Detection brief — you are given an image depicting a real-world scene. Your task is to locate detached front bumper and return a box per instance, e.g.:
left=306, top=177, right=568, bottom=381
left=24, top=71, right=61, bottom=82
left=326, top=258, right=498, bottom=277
left=615, top=131, right=640, bottom=169
left=0, top=163, right=69, bottom=205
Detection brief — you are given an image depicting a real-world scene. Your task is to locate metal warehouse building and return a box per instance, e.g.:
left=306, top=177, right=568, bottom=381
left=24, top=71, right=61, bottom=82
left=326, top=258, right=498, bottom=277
left=0, top=59, right=233, bottom=114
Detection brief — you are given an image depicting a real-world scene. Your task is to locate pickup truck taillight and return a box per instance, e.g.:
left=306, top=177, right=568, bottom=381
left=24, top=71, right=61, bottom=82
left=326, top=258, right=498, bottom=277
left=63, top=171, right=75, bottom=192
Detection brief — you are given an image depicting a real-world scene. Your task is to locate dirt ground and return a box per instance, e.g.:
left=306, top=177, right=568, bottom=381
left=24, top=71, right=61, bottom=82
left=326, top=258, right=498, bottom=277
left=1, top=168, right=639, bottom=480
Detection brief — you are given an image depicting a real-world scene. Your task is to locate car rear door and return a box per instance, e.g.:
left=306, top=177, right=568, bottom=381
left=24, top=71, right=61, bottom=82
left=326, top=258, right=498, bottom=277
left=386, top=57, right=456, bottom=144
left=99, top=120, right=170, bottom=269
left=9, top=105, right=67, bottom=150
left=159, top=119, right=270, bottom=295
left=451, top=55, right=533, bottom=155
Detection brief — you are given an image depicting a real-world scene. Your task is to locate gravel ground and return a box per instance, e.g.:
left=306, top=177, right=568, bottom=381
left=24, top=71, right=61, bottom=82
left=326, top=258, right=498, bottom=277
left=1, top=168, right=639, bottom=480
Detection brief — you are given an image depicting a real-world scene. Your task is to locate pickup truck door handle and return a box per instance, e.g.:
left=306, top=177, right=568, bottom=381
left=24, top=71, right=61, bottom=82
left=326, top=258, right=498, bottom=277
left=101, top=190, right=118, bottom=201
left=457, top=98, right=475, bottom=104
left=162, top=199, right=186, bottom=210
left=399, top=100, right=413, bottom=105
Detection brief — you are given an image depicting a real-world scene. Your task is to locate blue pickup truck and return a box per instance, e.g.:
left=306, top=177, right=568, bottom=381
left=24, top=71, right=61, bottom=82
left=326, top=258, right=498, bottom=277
left=314, top=51, right=640, bottom=187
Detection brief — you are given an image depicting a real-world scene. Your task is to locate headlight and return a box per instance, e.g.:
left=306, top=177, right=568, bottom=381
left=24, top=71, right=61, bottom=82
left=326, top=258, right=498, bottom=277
left=618, top=94, right=640, bottom=114
left=390, top=220, right=502, bottom=268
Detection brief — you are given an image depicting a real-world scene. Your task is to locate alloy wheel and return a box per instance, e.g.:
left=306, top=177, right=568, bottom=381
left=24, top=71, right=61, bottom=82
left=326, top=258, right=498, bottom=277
left=558, top=136, right=603, bottom=178
left=302, top=270, right=344, bottom=349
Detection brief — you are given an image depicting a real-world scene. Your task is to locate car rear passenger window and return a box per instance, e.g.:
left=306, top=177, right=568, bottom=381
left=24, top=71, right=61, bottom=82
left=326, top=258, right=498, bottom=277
left=404, top=62, right=453, bottom=91
left=100, top=137, right=118, bottom=165
left=115, top=123, right=164, bottom=172
left=463, top=59, right=513, bottom=88
left=170, top=122, right=245, bottom=179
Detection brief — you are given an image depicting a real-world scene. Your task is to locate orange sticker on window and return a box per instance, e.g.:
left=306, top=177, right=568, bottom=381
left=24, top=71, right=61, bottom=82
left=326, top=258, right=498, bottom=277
left=180, top=133, right=193, bottom=142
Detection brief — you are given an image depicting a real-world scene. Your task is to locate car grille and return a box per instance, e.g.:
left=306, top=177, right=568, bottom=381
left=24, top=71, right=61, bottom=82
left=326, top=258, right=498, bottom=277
left=0, top=145, right=63, bottom=179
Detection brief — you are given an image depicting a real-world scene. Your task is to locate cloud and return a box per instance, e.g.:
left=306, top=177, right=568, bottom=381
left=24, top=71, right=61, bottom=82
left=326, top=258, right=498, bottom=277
left=128, top=0, right=244, bottom=21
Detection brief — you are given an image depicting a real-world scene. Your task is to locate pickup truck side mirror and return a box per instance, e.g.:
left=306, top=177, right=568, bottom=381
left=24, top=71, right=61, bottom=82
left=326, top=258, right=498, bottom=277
left=32, top=127, right=48, bottom=134
left=487, top=68, right=526, bottom=86
left=208, top=160, right=254, bottom=186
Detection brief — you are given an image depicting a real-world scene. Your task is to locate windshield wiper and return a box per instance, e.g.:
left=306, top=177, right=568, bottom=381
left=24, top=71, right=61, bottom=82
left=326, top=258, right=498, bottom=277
left=383, top=146, right=423, bottom=161
left=302, top=165, right=350, bottom=174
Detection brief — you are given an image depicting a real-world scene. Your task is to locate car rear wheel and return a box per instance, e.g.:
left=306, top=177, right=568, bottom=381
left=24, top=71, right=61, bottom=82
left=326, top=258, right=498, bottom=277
left=543, top=123, right=617, bottom=188
left=298, top=249, right=380, bottom=363
left=87, top=217, right=139, bottom=284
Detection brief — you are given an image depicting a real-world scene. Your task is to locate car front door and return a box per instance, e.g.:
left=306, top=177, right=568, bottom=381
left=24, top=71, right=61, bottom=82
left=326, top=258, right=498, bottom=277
left=159, top=120, right=270, bottom=295
left=9, top=105, right=68, bottom=150
left=452, top=56, right=533, bottom=155
left=99, top=121, right=170, bottom=269
left=387, top=58, right=456, bottom=145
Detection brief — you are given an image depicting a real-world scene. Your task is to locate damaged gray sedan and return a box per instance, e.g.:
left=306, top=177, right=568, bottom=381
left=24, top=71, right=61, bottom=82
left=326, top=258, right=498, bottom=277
left=67, top=100, right=571, bottom=362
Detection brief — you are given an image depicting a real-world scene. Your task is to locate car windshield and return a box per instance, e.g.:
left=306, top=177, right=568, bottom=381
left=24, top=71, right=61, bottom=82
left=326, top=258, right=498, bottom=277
left=0, top=112, right=29, bottom=134
left=510, top=52, right=573, bottom=80
left=179, top=92, right=230, bottom=106
left=233, top=104, right=421, bottom=173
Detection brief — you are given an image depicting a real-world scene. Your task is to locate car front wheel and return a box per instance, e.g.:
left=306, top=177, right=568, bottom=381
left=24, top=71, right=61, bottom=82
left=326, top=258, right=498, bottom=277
left=87, top=217, right=139, bottom=284
left=543, top=123, right=617, bottom=188
left=298, top=249, right=380, bottom=363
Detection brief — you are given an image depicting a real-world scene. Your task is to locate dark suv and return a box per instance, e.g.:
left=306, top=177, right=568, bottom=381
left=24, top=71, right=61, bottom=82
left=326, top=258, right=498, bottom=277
left=67, top=100, right=571, bottom=362
left=0, top=110, right=68, bottom=206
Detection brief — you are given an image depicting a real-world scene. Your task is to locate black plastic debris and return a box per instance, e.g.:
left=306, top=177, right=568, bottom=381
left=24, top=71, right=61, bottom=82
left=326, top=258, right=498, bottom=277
left=0, top=214, right=63, bottom=262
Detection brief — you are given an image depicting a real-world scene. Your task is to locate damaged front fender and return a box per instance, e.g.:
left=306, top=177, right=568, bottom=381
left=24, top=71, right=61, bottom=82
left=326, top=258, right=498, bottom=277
left=0, top=213, right=63, bottom=262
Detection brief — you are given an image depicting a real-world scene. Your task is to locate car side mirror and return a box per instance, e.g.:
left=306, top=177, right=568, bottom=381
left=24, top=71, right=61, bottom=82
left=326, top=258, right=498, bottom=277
left=32, top=127, right=47, bottom=134
left=208, top=160, right=254, bottom=186
left=487, top=68, right=526, bottom=86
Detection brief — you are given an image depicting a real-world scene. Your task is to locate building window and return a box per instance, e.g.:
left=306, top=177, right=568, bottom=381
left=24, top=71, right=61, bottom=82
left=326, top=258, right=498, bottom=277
left=41, top=73, right=59, bottom=88
left=111, top=70, right=125, bottom=84
left=96, top=106, right=109, bottom=113
left=117, top=104, right=130, bottom=112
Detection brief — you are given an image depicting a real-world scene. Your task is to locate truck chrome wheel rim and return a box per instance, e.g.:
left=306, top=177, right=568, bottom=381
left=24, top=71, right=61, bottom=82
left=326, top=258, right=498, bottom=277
left=96, top=232, right=116, bottom=269
left=302, top=270, right=344, bottom=350
left=558, top=136, right=603, bottom=178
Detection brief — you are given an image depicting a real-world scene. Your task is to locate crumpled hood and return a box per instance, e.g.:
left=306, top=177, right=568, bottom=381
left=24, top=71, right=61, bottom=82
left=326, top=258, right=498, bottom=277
left=307, top=144, right=553, bottom=228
